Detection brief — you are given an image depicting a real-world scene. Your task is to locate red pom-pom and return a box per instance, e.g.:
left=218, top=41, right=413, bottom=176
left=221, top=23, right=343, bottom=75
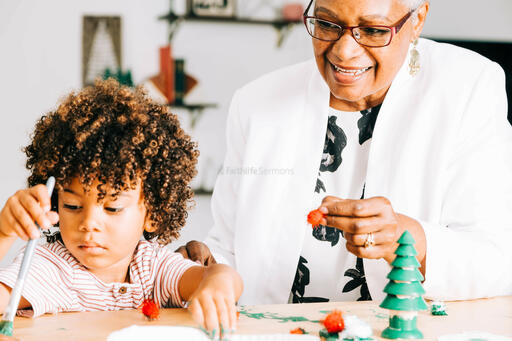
left=307, top=209, right=326, bottom=228
left=323, top=310, right=344, bottom=333
left=290, top=328, right=306, bottom=334
left=140, top=299, right=159, bottom=320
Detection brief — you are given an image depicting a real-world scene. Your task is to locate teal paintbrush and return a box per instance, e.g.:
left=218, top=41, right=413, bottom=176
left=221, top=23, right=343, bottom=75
left=0, top=177, right=55, bottom=336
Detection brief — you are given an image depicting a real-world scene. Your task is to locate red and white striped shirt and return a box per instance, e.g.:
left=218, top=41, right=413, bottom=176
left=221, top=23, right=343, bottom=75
left=0, top=240, right=198, bottom=317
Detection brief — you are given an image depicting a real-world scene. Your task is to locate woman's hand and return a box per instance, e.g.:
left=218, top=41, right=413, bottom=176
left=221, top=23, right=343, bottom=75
left=319, top=196, right=426, bottom=270
left=0, top=186, right=59, bottom=241
left=0, top=335, right=19, bottom=341
left=175, top=241, right=217, bottom=266
left=185, top=264, right=243, bottom=340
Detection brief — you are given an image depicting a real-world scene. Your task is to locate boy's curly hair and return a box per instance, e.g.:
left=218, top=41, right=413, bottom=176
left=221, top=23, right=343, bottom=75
left=24, top=79, right=199, bottom=244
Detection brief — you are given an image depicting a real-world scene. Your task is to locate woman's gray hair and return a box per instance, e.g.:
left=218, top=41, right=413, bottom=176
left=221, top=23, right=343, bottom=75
left=400, top=0, right=426, bottom=10
left=400, top=0, right=427, bottom=25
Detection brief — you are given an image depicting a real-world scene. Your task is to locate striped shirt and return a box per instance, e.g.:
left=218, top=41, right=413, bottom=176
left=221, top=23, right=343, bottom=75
left=0, top=240, right=198, bottom=317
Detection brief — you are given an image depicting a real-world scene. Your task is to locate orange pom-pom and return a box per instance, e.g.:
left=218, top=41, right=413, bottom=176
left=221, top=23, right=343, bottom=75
left=307, top=209, right=326, bottom=228
left=290, top=327, right=306, bottom=334
left=140, top=299, right=159, bottom=320
left=323, top=310, right=344, bottom=333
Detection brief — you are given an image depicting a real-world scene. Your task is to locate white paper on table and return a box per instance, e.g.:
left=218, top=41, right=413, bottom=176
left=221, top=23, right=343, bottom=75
left=107, top=325, right=320, bottom=341
left=438, top=331, right=512, bottom=341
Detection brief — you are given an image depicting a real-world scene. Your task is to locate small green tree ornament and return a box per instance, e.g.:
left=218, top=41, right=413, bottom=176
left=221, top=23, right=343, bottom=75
left=380, top=230, right=428, bottom=339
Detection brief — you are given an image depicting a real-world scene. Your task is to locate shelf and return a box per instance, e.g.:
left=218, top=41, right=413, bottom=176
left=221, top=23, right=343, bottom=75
left=167, top=103, right=218, bottom=128
left=169, top=103, right=217, bottom=110
left=194, top=187, right=213, bottom=196
left=159, top=11, right=303, bottom=46
left=162, top=14, right=302, bottom=28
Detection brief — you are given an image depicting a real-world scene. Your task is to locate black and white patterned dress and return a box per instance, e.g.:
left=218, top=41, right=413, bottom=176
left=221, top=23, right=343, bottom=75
left=290, top=105, right=381, bottom=303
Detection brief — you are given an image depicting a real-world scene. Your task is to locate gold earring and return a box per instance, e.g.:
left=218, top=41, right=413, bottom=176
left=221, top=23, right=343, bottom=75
left=409, top=39, right=420, bottom=77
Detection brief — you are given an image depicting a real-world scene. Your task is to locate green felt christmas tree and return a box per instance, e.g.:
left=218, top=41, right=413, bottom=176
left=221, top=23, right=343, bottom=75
left=380, top=230, right=428, bottom=339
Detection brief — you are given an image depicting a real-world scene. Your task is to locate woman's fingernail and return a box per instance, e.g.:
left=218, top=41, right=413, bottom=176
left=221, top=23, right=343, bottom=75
left=211, top=329, right=217, bottom=340
left=43, top=218, right=51, bottom=229
left=31, top=230, right=40, bottom=239
left=43, top=205, right=51, bottom=213
left=319, top=206, right=328, bottom=214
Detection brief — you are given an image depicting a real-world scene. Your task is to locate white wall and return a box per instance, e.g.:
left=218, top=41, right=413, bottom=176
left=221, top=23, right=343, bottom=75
left=423, top=0, right=512, bottom=42
left=0, top=0, right=511, bottom=264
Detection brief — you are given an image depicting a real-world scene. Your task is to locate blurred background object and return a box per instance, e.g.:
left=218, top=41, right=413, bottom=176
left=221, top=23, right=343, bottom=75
left=282, top=3, right=304, bottom=22
left=0, top=0, right=511, bottom=264
left=82, top=16, right=122, bottom=86
left=188, top=0, right=237, bottom=18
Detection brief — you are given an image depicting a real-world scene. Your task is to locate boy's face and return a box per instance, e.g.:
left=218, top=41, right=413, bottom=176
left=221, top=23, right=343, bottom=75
left=58, top=177, right=151, bottom=283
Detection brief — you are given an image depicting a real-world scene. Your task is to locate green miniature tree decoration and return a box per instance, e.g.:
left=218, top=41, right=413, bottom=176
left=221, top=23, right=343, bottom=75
left=380, top=230, right=428, bottom=339
left=103, top=68, right=134, bottom=87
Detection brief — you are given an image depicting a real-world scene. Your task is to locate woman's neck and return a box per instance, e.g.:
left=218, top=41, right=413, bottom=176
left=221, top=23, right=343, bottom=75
left=329, top=89, right=388, bottom=112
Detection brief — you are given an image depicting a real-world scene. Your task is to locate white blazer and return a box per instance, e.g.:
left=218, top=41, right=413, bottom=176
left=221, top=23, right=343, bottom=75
left=204, top=38, right=512, bottom=305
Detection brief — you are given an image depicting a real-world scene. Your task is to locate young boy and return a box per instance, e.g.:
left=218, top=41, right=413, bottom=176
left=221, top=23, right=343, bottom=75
left=0, top=79, right=242, bottom=337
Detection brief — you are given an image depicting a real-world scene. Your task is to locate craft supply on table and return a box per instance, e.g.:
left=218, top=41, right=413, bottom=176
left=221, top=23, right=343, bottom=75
left=107, top=325, right=321, bottom=340
left=238, top=307, right=374, bottom=340
left=430, top=301, right=448, bottom=316
left=0, top=177, right=55, bottom=336
left=319, top=311, right=373, bottom=341
left=379, top=230, right=428, bottom=340
left=139, top=299, right=159, bottom=320
left=238, top=307, right=320, bottom=323
left=322, top=310, right=344, bottom=333
left=290, top=328, right=306, bottom=334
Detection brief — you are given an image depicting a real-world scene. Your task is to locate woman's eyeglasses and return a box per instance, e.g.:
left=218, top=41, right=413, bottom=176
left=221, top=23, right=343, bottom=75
left=303, top=0, right=413, bottom=48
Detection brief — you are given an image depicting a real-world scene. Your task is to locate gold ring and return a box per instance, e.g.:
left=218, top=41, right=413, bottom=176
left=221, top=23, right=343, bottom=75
left=364, top=232, right=375, bottom=248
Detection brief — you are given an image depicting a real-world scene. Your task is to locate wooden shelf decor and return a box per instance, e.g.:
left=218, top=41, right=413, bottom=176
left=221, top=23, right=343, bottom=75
left=158, top=11, right=302, bottom=47
left=168, top=102, right=217, bottom=129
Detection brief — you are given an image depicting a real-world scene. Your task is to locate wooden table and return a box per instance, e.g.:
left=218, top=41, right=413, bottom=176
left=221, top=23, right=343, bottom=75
left=12, top=296, right=512, bottom=340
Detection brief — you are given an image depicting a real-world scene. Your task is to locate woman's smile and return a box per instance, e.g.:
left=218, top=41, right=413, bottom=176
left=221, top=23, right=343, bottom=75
left=329, top=60, right=373, bottom=85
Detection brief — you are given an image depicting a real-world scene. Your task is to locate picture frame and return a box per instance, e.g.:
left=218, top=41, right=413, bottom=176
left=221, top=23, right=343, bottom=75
left=82, top=16, right=122, bottom=86
left=188, top=0, right=236, bottom=18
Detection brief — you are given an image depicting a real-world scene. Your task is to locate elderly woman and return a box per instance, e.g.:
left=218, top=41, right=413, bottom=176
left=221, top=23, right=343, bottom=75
left=183, top=0, right=512, bottom=304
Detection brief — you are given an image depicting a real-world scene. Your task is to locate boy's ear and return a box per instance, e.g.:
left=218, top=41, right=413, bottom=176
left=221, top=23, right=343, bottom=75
left=143, top=213, right=158, bottom=233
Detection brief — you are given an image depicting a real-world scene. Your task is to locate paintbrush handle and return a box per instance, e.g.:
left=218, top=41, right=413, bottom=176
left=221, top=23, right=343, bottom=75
left=2, top=177, right=55, bottom=322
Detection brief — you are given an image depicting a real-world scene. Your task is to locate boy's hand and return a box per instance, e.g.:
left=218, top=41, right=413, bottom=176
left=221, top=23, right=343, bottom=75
left=175, top=241, right=217, bottom=266
left=0, top=186, right=59, bottom=241
left=185, top=264, right=242, bottom=340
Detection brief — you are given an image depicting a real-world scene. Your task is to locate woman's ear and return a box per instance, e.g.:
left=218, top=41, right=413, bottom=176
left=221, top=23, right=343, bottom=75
left=413, top=1, right=429, bottom=39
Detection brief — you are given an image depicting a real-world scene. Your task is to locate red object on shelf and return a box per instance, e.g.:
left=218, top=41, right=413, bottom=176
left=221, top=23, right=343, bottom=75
left=282, top=3, right=304, bottom=21
left=307, top=209, right=326, bottom=228
left=323, top=310, right=345, bottom=333
left=159, top=45, right=175, bottom=103
left=140, top=299, right=160, bottom=320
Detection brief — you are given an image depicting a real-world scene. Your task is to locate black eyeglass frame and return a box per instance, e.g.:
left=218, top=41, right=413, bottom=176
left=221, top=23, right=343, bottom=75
left=303, top=0, right=414, bottom=48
